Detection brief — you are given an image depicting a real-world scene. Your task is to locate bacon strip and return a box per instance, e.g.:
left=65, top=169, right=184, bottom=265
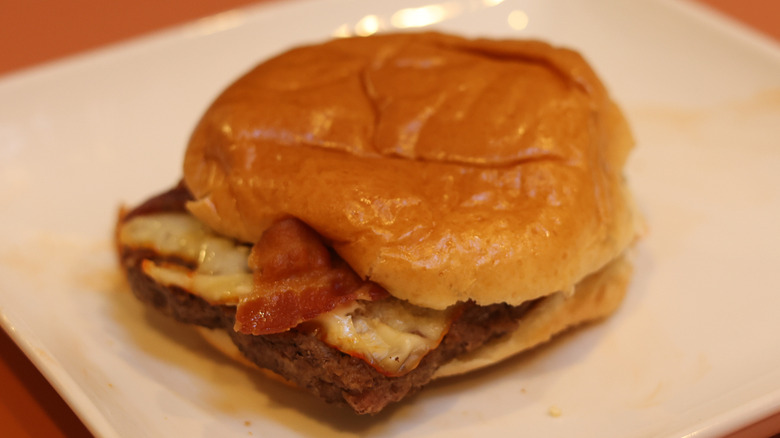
left=235, top=218, right=388, bottom=335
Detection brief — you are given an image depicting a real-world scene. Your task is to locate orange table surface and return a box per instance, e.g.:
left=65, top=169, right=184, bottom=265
left=0, top=1, right=778, bottom=437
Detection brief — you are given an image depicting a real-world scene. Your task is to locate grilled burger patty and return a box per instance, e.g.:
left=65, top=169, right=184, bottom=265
left=117, top=184, right=540, bottom=414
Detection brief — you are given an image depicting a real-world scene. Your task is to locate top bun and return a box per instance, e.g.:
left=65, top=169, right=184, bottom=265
left=183, top=31, right=638, bottom=310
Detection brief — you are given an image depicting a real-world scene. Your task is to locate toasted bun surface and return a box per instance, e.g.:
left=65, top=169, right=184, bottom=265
left=183, top=31, right=637, bottom=309
left=435, top=251, right=632, bottom=377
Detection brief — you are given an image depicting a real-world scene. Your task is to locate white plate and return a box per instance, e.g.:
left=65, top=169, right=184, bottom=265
left=2, top=0, right=779, bottom=436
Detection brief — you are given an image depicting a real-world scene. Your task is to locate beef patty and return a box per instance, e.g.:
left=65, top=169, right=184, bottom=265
left=116, top=184, right=539, bottom=414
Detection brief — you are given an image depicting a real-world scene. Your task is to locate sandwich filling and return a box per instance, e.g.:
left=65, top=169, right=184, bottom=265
left=119, top=188, right=465, bottom=377
left=116, top=183, right=627, bottom=414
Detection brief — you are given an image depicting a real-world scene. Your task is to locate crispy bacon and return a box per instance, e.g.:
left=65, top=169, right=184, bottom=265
left=235, top=218, right=388, bottom=335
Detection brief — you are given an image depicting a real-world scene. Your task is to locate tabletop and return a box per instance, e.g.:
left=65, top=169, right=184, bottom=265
left=0, top=1, right=778, bottom=437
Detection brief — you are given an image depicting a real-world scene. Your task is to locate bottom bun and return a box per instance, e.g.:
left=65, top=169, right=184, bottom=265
left=435, top=252, right=632, bottom=378
left=196, top=252, right=632, bottom=383
left=195, top=326, right=298, bottom=387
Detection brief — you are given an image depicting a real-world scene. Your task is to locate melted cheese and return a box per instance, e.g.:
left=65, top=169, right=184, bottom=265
left=141, top=260, right=254, bottom=304
left=314, top=299, right=453, bottom=375
left=120, top=213, right=254, bottom=304
left=119, top=212, right=452, bottom=375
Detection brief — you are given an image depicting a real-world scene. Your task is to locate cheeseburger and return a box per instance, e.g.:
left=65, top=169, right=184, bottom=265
left=116, top=31, right=640, bottom=415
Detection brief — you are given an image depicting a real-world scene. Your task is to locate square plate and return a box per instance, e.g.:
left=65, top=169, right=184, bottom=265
left=1, top=0, right=779, bottom=436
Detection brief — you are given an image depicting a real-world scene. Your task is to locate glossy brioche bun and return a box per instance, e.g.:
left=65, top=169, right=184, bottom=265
left=183, top=31, right=639, bottom=309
